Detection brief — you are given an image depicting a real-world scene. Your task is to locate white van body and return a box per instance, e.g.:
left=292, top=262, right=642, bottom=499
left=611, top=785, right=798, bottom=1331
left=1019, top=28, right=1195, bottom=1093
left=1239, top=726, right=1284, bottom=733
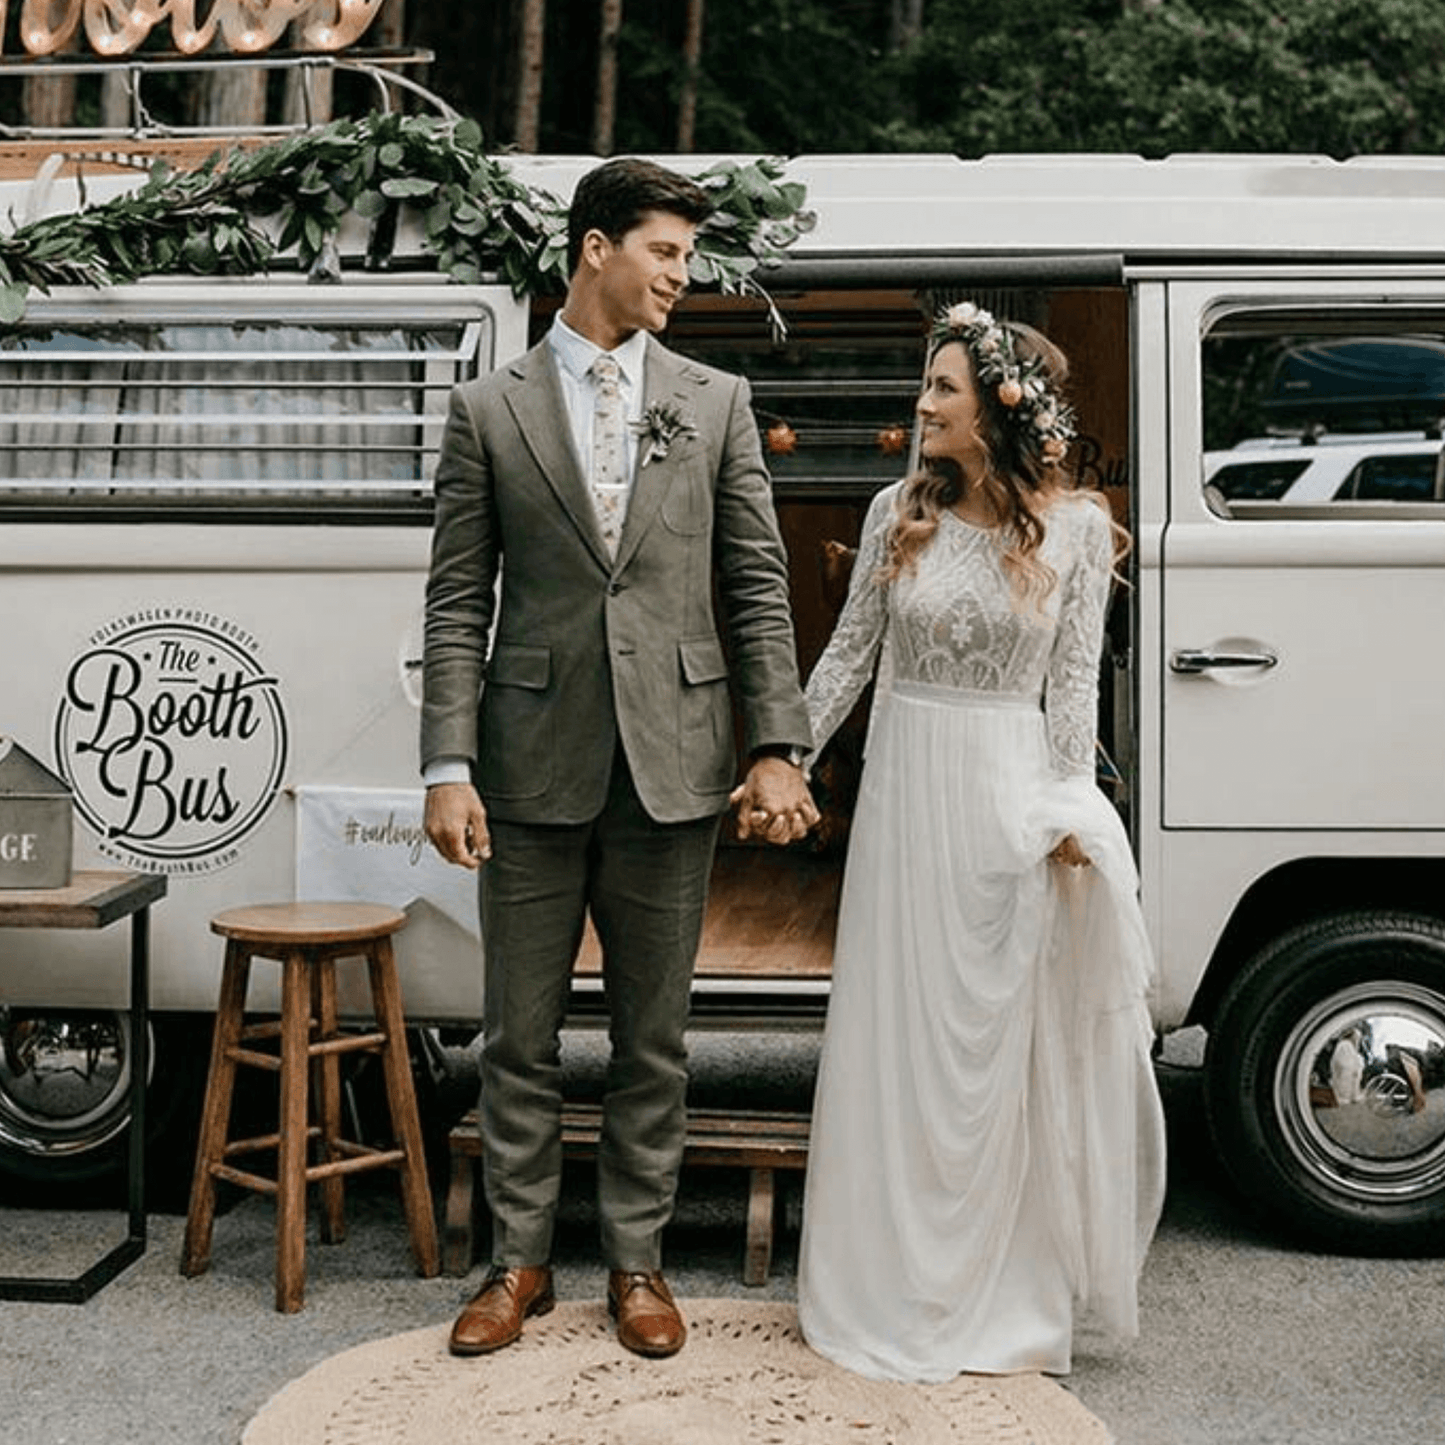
left=7, top=148, right=1445, bottom=1250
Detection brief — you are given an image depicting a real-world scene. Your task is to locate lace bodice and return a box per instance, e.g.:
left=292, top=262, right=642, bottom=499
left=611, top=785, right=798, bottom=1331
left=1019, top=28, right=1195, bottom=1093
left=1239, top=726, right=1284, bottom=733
left=804, top=482, right=1114, bottom=779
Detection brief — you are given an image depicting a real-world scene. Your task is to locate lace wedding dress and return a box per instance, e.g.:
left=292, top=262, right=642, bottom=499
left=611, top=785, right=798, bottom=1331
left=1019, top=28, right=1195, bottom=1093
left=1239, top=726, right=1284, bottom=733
left=797, top=483, right=1167, bottom=1382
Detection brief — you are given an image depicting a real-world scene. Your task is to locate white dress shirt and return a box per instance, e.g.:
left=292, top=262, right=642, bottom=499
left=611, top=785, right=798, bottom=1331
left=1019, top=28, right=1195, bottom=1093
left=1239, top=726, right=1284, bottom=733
left=548, top=313, right=648, bottom=489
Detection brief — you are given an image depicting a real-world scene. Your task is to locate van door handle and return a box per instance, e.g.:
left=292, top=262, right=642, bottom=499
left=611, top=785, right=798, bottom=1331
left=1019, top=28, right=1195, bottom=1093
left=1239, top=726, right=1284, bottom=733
left=1170, top=648, right=1278, bottom=674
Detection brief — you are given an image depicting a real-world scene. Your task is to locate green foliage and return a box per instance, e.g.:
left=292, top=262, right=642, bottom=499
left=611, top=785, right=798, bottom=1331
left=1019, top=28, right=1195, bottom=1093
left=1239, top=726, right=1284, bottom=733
left=403, top=0, right=1445, bottom=160
left=688, top=0, right=892, bottom=154
left=878, top=0, right=1445, bottom=159
left=689, top=157, right=815, bottom=329
left=0, top=112, right=813, bottom=321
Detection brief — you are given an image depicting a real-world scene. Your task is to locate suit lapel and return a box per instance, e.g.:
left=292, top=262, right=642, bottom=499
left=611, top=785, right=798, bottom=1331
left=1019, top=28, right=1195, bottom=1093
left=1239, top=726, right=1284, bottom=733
left=613, top=338, right=709, bottom=573
left=503, top=343, right=612, bottom=570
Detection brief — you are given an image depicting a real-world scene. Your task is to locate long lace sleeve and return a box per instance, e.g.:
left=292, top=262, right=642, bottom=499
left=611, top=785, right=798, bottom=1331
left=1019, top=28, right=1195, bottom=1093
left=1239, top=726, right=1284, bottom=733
left=1044, top=498, right=1113, bottom=780
left=803, top=484, right=896, bottom=758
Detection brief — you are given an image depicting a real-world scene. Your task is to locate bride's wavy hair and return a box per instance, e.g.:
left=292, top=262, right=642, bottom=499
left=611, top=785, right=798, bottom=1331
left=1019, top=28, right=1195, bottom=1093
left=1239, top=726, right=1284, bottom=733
left=880, top=319, right=1124, bottom=610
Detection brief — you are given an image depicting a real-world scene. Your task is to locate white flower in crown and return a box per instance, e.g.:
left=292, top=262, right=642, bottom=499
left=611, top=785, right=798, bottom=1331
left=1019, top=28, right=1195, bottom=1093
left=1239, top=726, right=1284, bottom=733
left=1034, top=408, right=1057, bottom=433
left=946, top=301, right=983, bottom=329
left=631, top=401, right=695, bottom=467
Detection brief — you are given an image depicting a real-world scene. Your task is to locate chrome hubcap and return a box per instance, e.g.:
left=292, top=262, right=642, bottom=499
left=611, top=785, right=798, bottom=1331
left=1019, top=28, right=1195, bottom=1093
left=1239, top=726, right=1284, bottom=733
left=0, top=1008, right=133, bottom=1158
left=1276, top=983, right=1445, bottom=1201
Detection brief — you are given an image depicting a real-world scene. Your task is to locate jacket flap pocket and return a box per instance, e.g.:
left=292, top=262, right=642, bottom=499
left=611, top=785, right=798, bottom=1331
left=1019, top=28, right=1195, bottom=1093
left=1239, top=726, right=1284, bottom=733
left=486, top=642, right=550, bottom=689
left=678, top=637, right=728, bottom=685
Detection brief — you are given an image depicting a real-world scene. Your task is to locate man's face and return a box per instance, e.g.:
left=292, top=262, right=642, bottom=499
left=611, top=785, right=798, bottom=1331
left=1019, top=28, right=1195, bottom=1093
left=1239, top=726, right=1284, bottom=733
left=589, top=211, right=696, bottom=335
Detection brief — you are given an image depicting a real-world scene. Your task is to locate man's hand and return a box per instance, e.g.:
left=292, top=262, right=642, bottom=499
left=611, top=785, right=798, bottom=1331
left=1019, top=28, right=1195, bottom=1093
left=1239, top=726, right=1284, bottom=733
left=425, top=781, right=491, bottom=868
left=729, top=756, right=820, bottom=845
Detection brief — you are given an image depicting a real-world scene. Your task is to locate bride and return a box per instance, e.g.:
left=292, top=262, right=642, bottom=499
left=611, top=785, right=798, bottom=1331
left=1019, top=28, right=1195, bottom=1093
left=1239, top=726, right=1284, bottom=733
left=796, top=302, right=1167, bottom=1381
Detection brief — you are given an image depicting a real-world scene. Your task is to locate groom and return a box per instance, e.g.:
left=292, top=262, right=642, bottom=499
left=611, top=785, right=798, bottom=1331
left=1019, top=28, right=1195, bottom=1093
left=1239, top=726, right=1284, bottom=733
left=422, top=157, right=816, bottom=1360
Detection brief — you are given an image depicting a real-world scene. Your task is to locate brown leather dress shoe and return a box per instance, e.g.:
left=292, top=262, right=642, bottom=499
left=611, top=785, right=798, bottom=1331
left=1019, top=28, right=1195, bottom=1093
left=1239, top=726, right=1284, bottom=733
left=448, top=1265, right=555, bottom=1356
left=607, top=1270, right=686, bottom=1357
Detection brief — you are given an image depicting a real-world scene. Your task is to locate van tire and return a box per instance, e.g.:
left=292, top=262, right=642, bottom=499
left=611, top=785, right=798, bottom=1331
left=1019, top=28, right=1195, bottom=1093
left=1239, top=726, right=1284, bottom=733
left=0, top=1011, right=211, bottom=1209
left=1205, top=910, right=1445, bottom=1254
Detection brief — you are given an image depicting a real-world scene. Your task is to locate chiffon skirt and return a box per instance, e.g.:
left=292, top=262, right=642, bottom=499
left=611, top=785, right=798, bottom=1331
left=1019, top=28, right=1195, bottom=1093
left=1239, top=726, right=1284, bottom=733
left=797, top=680, right=1167, bottom=1382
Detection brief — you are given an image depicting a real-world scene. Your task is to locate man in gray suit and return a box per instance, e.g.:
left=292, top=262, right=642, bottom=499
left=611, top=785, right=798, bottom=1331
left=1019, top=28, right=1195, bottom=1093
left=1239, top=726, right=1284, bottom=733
left=422, top=158, right=816, bottom=1360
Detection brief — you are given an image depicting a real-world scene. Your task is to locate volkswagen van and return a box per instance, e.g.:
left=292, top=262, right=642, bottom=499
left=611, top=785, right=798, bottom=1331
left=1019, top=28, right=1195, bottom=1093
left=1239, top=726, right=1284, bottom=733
left=6, top=146, right=1445, bottom=1254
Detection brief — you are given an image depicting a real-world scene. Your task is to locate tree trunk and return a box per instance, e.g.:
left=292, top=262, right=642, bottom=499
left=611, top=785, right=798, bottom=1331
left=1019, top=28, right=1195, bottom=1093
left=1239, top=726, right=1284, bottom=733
left=515, top=0, right=547, bottom=152
left=592, top=0, right=623, bottom=155
left=23, top=37, right=79, bottom=131
left=282, top=24, right=334, bottom=127
left=101, top=72, right=132, bottom=133
left=195, top=40, right=269, bottom=131
left=677, top=0, right=704, bottom=153
left=375, top=0, right=408, bottom=47
left=889, top=0, right=925, bottom=51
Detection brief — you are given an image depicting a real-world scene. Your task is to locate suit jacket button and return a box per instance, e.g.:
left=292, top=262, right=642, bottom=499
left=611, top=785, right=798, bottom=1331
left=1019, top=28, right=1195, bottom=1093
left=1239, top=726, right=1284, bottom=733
left=607, top=581, right=623, bottom=595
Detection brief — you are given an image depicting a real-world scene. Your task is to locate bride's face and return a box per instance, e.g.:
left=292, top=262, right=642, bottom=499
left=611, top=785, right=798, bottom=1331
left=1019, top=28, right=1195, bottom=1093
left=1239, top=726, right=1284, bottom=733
left=916, top=341, right=986, bottom=471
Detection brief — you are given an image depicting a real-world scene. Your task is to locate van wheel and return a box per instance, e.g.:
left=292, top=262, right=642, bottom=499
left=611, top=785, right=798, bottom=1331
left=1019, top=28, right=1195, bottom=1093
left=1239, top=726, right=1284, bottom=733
left=0, top=1009, right=210, bottom=1207
left=1205, top=910, right=1445, bottom=1254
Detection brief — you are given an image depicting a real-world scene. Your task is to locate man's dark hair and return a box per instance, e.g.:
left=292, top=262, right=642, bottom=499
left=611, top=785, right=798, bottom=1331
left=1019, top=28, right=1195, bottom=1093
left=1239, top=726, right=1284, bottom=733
left=567, top=157, right=713, bottom=276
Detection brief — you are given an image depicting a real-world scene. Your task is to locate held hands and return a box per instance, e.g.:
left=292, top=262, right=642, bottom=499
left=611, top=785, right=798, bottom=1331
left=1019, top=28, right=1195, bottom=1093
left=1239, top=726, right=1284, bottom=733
left=425, top=781, right=492, bottom=869
left=729, top=755, right=820, bottom=845
left=1048, top=833, right=1091, bottom=868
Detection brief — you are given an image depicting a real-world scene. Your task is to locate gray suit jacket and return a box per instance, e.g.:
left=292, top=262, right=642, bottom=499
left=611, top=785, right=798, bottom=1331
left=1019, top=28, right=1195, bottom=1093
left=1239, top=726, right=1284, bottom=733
left=421, top=334, right=811, bottom=825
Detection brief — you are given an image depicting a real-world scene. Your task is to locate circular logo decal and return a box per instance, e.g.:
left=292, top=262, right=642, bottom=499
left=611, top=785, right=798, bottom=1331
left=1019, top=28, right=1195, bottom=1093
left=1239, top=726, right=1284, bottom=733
left=54, top=610, right=288, bottom=874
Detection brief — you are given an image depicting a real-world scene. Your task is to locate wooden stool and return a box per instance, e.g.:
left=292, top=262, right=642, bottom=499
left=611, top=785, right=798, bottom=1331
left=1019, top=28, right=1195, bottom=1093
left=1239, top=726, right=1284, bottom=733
left=180, top=901, right=440, bottom=1312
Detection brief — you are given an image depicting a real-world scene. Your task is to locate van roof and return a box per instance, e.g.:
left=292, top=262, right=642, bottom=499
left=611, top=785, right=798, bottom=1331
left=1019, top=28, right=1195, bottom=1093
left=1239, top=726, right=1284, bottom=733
left=8, top=148, right=1445, bottom=273
left=508, top=152, right=1445, bottom=267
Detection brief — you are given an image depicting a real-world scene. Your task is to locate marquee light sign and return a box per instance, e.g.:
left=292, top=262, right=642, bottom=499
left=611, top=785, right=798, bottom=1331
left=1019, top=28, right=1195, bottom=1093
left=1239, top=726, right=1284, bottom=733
left=5, top=0, right=386, bottom=57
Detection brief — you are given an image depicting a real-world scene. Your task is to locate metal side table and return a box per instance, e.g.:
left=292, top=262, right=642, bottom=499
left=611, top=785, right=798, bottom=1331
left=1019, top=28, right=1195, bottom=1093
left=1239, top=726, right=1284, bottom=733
left=0, top=869, right=166, bottom=1302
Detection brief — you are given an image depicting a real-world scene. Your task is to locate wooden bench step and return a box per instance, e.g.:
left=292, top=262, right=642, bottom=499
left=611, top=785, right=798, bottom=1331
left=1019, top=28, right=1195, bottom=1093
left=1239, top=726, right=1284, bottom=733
left=444, top=1104, right=811, bottom=1286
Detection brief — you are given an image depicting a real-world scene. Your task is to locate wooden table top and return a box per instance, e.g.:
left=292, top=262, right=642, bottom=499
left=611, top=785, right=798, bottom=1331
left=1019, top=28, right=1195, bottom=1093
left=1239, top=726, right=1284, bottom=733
left=0, top=869, right=167, bottom=929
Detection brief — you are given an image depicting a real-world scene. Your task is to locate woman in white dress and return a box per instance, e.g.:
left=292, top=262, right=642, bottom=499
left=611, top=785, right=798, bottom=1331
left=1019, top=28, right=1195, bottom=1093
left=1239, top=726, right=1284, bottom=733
left=797, top=303, right=1167, bottom=1382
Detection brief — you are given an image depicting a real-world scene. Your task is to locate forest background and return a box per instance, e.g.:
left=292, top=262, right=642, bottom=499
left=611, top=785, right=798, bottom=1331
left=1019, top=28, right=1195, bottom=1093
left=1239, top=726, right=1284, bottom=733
left=5, top=0, right=1445, bottom=161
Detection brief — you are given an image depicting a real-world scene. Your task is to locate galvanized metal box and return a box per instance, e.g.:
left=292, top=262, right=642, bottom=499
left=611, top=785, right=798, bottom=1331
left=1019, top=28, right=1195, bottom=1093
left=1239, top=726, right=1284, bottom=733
left=0, top=737, right=73, bottom=889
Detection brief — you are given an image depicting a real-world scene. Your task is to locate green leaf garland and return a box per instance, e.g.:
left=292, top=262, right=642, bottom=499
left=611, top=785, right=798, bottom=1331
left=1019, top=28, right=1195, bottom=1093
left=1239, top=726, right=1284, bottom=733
left=0, top=112, right=814, bottom=326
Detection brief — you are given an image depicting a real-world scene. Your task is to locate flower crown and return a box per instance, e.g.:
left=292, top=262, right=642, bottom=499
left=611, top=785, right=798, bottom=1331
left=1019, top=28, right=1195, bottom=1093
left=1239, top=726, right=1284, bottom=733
left=930, top=302, right=1076, bottom=463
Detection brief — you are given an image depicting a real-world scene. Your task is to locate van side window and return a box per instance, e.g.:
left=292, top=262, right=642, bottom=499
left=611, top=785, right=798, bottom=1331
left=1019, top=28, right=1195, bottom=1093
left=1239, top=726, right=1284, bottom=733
left=0, top=295, right=491, bottom=522
left=1202, top=312, right=1445, bottom=517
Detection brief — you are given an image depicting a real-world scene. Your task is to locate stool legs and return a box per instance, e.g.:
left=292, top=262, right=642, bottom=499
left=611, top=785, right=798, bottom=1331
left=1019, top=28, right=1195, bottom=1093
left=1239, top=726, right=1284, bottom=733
left=312, top=957, right=346, bottom=1247
left=275, top=947, right=311, bottom=1313
left=369, top=935, right=441, bottom=1280
left=181, top=940, right=250, bottom=1279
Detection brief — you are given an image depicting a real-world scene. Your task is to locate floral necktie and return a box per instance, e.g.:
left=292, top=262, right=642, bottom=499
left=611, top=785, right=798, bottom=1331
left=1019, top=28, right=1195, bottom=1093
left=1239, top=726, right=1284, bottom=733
left=588, top=354, right=628, bottom=558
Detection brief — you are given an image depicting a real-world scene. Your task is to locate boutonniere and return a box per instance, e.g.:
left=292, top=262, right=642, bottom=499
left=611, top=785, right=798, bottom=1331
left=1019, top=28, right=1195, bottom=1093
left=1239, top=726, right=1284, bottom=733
left=631, top=401, right=695, bottom=467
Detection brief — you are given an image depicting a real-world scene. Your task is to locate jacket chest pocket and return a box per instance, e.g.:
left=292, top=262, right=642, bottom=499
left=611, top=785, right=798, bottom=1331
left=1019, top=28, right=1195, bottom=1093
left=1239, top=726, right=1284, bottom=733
left=660, top=468, right=712, bottom=535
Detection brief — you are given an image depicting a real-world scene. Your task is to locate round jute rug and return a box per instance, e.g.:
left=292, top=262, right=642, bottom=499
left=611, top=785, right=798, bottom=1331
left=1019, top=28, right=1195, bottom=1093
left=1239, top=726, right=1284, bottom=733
left=242, top=1301, right=1113, bottom=1444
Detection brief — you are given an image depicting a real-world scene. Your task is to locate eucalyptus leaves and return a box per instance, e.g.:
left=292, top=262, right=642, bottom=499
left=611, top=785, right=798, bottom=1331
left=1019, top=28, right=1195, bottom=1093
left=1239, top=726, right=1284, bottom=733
left=0, top=113, right=813, bottom=325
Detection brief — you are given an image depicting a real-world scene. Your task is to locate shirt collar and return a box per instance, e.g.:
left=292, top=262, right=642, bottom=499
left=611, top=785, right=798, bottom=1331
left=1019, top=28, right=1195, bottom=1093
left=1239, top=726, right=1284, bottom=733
left=549, top=315, right=649, bottom=390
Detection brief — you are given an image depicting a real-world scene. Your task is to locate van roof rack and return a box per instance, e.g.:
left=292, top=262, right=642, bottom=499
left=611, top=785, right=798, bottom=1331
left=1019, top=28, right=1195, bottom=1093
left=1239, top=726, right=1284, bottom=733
left=0, top=49, right=449, bottom=142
